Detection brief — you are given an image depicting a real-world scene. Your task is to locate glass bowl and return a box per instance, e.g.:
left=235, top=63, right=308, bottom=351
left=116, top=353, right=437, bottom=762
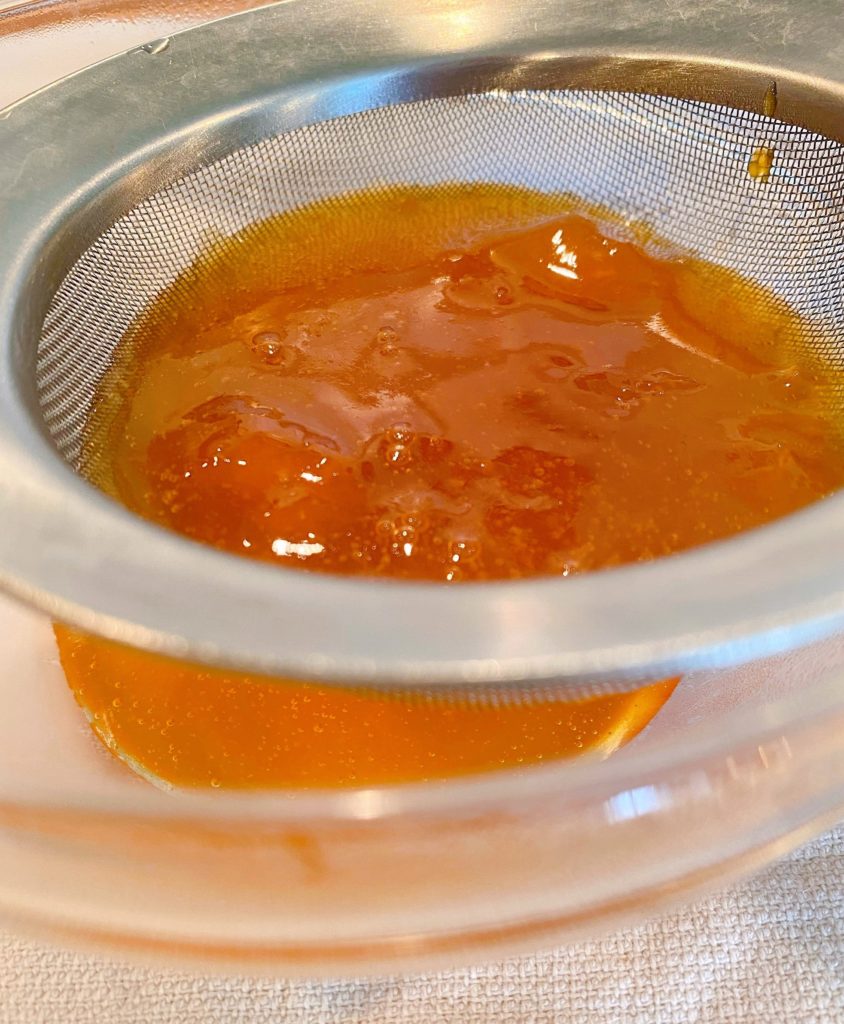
left=0, top=0, right=843, bottom=978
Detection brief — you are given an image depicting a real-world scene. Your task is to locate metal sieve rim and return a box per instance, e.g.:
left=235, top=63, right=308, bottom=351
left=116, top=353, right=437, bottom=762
left=0, top=0, right=843, bottom=691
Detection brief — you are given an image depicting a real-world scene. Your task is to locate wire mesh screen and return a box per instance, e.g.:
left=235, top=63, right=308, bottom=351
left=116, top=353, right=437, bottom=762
left=36, top=89, right=844, bottom=466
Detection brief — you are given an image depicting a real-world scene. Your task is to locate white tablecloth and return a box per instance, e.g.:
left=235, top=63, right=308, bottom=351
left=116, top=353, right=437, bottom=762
left=1, top=823, right=841, bottom=1024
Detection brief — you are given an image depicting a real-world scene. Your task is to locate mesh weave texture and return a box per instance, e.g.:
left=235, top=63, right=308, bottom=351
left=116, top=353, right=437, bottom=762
left=36, top=90, right=844, bottom=466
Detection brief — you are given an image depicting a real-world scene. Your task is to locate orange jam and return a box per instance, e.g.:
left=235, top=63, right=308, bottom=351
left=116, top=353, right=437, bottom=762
left=57, top=184, right=844, bottom=788
left=55, top=630, right=677, bottom=788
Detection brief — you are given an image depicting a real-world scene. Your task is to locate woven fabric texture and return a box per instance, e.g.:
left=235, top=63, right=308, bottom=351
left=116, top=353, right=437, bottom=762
left=1, top=823, right=841, bottom=1024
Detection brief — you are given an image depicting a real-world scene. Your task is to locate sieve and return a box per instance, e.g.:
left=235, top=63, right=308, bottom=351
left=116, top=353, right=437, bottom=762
left=0, top=0, right=842, bottom=699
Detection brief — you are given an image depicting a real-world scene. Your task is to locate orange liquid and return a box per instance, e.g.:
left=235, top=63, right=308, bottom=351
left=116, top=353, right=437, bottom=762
left=58, top=184, right=844, bottom=788
left=56, top=630, right=677, bottom=787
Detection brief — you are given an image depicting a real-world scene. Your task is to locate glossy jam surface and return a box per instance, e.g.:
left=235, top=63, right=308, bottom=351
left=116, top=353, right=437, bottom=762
left=56, top=629, right=677, bottom=788
left=59, top=184, right=843, bottom=789
left=86, top=186, right=843, bottom=578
